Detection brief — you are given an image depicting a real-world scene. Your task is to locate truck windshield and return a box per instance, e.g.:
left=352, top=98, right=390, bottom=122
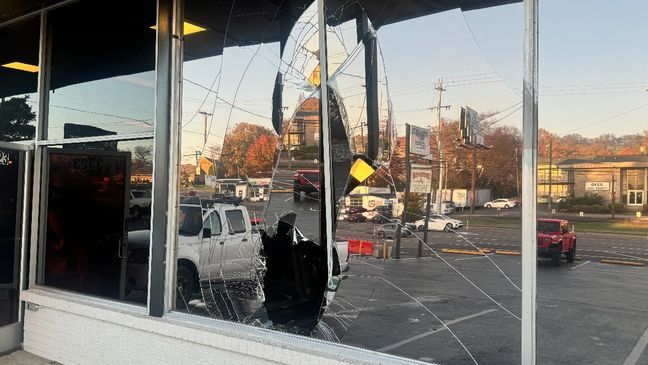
left=179, top=205, right=203, bottom=236
left=537, top=221, right=560, bottom=233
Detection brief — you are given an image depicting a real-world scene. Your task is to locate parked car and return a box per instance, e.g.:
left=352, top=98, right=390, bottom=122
left=415, top=214, right=463, bottom=232
left=552, top=196, right=568, bottom=203
left=510, top=197, right=522, bottom=206
left=293, top=170, right=319, bottom=201
left=371, top=214, right=392, bottom=224
left=537, top=218, right=577, bottom=266
left=375, top=223, right=411, bottom=239
left=129, top=190, right=151, bottom=219
left=347, top=212, right=367, bottom=223
left=483, top=198, right=517, bottom=209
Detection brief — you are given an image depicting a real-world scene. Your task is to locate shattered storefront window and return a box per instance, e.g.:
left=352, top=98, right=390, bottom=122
left=174, top=1, right=524, bottom=364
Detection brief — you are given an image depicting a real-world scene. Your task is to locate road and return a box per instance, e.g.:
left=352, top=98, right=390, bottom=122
left=331, top=221, right=648, bottom=263
left=225, top=197, right=648, bottom=364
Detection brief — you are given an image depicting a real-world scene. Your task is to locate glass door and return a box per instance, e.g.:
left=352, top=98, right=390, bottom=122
left=0, top=143, right=30, bottom=353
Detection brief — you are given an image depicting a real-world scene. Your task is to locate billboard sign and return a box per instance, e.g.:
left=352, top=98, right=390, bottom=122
left=409, top=125, right=430, bottom=156
left=585, top=181, right=610, bottom=191
left=460, top=107, right=484, bottom=146
left=410, top=167, right=432, bottom=194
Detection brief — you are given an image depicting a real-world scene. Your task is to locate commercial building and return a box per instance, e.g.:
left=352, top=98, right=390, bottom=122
left=557, top=155, right=648, bottom=210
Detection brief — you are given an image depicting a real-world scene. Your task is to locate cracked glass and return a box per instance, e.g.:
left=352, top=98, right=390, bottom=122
left=172, top=1, right=525, bottom=363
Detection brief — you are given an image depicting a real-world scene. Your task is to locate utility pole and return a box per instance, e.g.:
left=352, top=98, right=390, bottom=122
left=548, top=138, right=553, bottom=215
left=199, top=111, right=213, bottom=146
left=611, top=173, right=616, bottom=219
left=515, top=148, right=520, bottom=199
left=471, top=147, right=477, bottom=214
left=433, top=79, right=448, bottom=214
left=395, top=124, right=411, bottom=259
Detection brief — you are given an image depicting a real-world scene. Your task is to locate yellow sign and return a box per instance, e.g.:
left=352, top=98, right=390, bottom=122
left=308, top=65, right=321, bottom=87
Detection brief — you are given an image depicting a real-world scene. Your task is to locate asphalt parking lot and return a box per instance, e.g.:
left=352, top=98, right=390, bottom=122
left=235, top=198, right=648, bottom=364
left=324, top=251, right=648, bottom=365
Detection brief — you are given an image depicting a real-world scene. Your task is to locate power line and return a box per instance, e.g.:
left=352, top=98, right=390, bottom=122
left=566, top=102, right=648, bottom=133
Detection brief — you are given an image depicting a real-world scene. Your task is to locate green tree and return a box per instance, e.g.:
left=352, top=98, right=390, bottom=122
left=0, top=96, right=36, bottom=141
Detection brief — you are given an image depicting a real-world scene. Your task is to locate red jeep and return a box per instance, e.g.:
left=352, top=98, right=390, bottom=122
left=537, top=219, right=577, bottom=266
left=293, top=169, right=319, bottom=202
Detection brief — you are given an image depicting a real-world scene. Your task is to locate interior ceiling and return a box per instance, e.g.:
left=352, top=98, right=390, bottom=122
left=1, top=0, right=521, bottom=98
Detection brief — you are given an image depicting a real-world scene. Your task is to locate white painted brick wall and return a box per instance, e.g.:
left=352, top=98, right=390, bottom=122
left=20, top=289, right=427, bottom=365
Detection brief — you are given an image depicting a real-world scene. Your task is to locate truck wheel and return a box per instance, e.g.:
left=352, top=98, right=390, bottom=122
left=504, top=204, right=510, bottom=209
left=566, top=242, right=577, bottom=263
left=176, top=264, right=197, bottom=309
left=131, top=206, right=142, bottom=219
left=551, top=245, right=562, bottom=267
left=293, top=191, right=301, bottom=201
left=378, top=231, right=385, bottom=238
left=486, top=204, right=491, bottom=208
left=444, top=223, right=453, bottom=232
left=417, top=225, right=424, bottom=231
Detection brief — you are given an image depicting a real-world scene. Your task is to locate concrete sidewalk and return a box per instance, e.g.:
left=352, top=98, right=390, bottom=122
left=0, top=351, right=58, bottom=365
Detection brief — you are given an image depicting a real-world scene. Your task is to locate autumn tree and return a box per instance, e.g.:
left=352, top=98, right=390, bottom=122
left=0, top=96, right=36, bottom=141
left=244, top=134, right=279, bottom=177
left=220, top=122, right=276, bottom=177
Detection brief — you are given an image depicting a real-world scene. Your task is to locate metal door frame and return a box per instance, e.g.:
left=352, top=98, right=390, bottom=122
left=0, top=142, right=33, bottom=354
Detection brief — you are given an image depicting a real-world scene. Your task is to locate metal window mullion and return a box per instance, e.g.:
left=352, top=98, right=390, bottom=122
left=35, top=132, right=155, bottom=146
left=29, top=10, right=51, bottom=287
left=164, top=0, right=184, bottom=313
left=317, top=0, right=335, bottom=284
left=521, top=0, right=539, bottom=364
left=148, top=0, right=174, bottom=317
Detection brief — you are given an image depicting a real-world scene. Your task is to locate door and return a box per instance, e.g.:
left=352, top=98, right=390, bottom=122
left=0, top=143, right=30, bottom=353
left=43, top=149, right=130, bottom=301
left=223, top=209, right=252, bottom=279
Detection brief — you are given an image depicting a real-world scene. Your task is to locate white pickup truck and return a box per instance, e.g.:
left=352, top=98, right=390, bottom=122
left=126, top=197, right=262, bottom=302
left=126, top=197, right=349, bottom=310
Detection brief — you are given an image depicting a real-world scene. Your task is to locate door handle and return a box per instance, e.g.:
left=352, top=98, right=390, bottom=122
left=241, top=238, right=248, bottom=242
left=219, top=241, right=225, bottom=245
left=118, top=237, right=127, bottom=259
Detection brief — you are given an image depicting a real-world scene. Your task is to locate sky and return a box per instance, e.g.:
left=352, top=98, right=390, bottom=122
left=28, top=0, right=648, bottom=160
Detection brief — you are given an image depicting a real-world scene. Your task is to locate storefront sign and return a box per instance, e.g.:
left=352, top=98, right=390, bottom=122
left=410, top=168, right=432, bottom=193
left=409, top=125, right=430, bottom=156
left=585, top=181, right=610, bottom=191
left=0, top=151, right=13, bottom=166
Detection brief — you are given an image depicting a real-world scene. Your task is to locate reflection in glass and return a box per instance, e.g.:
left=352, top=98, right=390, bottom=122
left=42, top=139, right=153, bottom=304
left=0, top=16, right=39, bottom=142
left=46, top=0, right=156, bottom=140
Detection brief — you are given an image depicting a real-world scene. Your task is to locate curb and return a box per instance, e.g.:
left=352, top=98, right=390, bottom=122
left=271, top=189, right=292, bottom=193
left=440, top=248, right=492, bottom=255
left=495, top=250, right=521, bottom=256
left=599, top=259, right=644, bottom=267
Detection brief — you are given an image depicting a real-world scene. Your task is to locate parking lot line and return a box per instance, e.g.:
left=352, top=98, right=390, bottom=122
left=623, top=325, right=648, bottom=365
left=570, top=261, right=591, bottom=270
left=377, top=309, right=498, bottom=352
left=455, top=253, right=495, bottom=261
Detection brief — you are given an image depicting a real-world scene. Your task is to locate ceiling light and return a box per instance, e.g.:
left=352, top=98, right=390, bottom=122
left=2, top=61, right=39, bottom=73
left=150, top=21, right=206, bottom=36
